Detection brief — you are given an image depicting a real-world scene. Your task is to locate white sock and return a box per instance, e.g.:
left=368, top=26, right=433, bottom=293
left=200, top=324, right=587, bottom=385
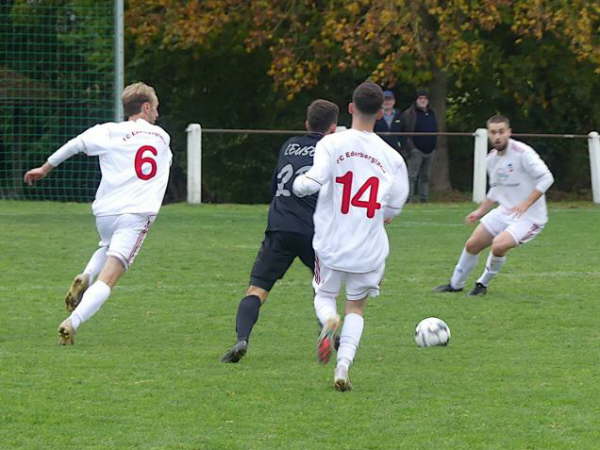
left=337, top=313, right=364, bottom=368
left=450, top=248, right=479, bottom=289
left=83, top=247, right=108, bottom=283
left=314, top=293, right=337, bottom=326
left=477, top=253, right=507, bottom=287
left=70, top=281, right=111, bottom=330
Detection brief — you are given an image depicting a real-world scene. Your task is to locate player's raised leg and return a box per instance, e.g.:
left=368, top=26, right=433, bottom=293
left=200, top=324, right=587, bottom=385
left=64, top=246, right=108, bottom=312
left=313, top=259, right=341, bottom=364
left=315, top=299, right=340, bottom=365
left=58, top=256, right=124, bottom=345
left=58, top=215, right=152, bottom=345
left=470, top=230, right=516, bottom=296
left=435, top=224, right=493, bottom=293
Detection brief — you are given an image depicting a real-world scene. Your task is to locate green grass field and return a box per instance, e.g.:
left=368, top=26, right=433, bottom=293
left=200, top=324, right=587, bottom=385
left=1, top=200, right=600, bottom=449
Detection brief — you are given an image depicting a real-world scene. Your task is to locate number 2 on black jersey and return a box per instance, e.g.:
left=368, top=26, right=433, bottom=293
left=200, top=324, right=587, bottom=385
left=275, top=163, right=311, bottom=197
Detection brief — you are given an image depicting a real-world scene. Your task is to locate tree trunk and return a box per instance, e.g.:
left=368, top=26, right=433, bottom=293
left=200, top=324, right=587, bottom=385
left=429, top=67, right=451, bottom=192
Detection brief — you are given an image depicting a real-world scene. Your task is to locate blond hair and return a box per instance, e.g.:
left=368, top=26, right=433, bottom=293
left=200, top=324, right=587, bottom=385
left=122, top=82, right=158, bottom=117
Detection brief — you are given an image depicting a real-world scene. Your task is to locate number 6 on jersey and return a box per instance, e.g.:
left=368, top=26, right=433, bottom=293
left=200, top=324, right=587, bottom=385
left=135, top=145, right=158, bottom=180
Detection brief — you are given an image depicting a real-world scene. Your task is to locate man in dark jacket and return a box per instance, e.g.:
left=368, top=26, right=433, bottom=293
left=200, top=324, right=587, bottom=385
left=374, top=90, right=403, bottom=156
left=400, top=89, right=438, bottom=202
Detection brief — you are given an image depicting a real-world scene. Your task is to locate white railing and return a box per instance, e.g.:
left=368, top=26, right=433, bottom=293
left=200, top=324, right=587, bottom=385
left=185, top=125, right=600, bottom=205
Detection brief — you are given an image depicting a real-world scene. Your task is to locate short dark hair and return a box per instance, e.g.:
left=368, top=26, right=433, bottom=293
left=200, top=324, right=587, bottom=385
left=352, top=81, right=384, bottom=115
left=487, top=114, right=510, bottom=128
left=306, top=99, right=339, bottom=133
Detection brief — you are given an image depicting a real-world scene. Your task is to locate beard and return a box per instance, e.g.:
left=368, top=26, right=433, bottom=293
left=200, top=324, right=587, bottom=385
left=493, top=140, right=508, bottom=152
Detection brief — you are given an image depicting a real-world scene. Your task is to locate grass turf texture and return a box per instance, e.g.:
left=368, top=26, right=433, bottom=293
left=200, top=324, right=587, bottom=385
left=1, top=201, right=599, bottom=449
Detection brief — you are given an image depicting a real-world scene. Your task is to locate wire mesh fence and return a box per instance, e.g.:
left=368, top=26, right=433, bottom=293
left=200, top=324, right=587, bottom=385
left=0, top=0, right=114, bottom=201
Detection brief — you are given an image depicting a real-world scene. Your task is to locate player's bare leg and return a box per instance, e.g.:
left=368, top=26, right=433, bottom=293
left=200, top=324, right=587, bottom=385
left=221, top=286, right=268, bottom=363
left=471, top=231, right=516, bottom=296
left=58, top=256, right=125, bottom=345
left=334, top=298, right=366, bottom=391
left=435, top=224, right=494, bottom=293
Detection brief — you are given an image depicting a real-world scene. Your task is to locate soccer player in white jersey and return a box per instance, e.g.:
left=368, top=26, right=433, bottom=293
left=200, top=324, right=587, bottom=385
left=23, top=82, right=172, bottom=344
left=435, top=114, right=554, bottom=296
left=293, top=81, right=409, bottom=391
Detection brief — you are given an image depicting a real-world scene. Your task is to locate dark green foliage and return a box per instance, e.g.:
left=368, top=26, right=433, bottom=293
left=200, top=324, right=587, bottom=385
left=0, top=0, right=114, bottom=201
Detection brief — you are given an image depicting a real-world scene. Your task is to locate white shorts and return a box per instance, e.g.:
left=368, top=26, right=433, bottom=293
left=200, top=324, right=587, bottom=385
left=313, top=256, right=385, bottom=301
left=480, top=207, right=544, bottom=245
left=96, top=214, right=156, bottom=270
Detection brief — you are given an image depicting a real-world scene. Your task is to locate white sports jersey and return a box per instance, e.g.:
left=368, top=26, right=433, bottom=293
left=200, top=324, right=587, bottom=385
left=48, top=119, right=172, bottom=216
left=486, top=139, right=553, bottom=225
left=294, top=128, right=409, bottom=273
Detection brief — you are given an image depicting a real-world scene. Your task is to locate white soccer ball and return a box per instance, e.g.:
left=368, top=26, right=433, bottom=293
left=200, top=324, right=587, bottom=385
left=415, top=317, right=451, bottom=347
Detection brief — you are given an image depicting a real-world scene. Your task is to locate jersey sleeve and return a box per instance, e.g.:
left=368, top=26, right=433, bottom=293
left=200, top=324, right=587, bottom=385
left=384, top=157, right=409, bottom=219
left=292, top=139, right=332, bottom=197
left=78, top=124, right=111, bottom=156
left=47, top=136, right=85, bottom=167
left=522, top=149, right=554, bottom=193
left=304, top=139, right=332, bottom=185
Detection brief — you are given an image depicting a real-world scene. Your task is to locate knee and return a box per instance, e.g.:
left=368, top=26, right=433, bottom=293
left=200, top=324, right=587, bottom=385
left=344, top=298, right=366, bottom=316
left=464, top=239, right=482, bottom=255
left=491, top=237, right=512, bottom=257
left=246, top=286, right=269, bottom=303
left=491, top=242, right=508, bottom=257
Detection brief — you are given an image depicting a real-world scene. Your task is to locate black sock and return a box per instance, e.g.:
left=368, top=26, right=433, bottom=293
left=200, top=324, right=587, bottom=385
left=236, top=295, right=261, bottom=342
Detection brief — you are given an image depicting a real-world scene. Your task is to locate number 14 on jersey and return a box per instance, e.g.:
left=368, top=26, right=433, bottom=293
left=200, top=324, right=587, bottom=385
left=336, top=171, right=381, bottom=218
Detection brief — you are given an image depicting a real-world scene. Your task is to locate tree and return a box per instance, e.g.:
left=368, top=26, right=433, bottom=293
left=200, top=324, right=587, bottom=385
left=127, top=0, right=599, bottom=196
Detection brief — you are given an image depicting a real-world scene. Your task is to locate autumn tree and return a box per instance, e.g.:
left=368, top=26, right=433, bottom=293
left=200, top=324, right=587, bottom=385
left=127, top=0, right=599, bottom=195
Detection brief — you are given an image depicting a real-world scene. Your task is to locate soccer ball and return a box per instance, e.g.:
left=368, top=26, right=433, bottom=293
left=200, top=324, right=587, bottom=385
left=415, top=317, right=451, bottom=347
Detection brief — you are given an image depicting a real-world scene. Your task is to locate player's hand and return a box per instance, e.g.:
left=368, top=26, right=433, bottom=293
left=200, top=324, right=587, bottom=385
left=465, top=210, right=483, bottom=224
left=24, top=167, right=47, bottom=185
left=510, top=202, right=529, bottom=218
left=384, top=217, right=393, bottom=225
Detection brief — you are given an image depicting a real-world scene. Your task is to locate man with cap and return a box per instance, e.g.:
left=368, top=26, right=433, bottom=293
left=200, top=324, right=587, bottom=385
left=400, top=89, right=438, bottom=202
left=374, top=90, right=404, bottom=157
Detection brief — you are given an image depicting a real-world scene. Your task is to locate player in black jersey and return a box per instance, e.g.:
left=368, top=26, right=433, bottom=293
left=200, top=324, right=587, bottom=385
left=221, top=99, right=339, bottom=363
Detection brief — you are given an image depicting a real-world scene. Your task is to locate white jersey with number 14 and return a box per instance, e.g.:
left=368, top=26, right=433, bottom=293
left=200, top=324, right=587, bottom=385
left=295, top=129, right=409, bottom=273
left=48, top=118, right=172, bottom=217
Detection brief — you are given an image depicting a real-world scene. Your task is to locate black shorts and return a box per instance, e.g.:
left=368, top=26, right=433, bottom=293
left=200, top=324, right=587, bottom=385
left=250, top=231, right=315, bottom=291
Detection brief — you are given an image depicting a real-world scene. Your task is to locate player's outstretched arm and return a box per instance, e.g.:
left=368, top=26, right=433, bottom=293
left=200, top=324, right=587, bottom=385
left=24, top=134, right=89, bottom=186
left=24, top=162, right=55, bottom=185
left=292, top=140, right=332, bottom=197
left=292, top=174, right=321, bottom=197
left=465, top=198, right=496, bottom=224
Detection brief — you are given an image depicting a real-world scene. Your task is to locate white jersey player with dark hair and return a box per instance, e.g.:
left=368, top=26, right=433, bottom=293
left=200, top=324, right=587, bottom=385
left=293, top=81, right=409, bottom=391
left=24, top=82, right=172, bottom=344
left=435, top=114, right=554, bottom=296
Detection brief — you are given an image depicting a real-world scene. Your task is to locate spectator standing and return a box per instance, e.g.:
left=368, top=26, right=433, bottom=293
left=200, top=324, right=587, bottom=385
left=401, top=89, right=438, bottom=202
left=374, top=90, right=403, bottom=156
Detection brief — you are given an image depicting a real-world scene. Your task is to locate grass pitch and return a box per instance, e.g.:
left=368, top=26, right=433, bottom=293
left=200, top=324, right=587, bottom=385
left=1, top=201, right=599, bottom=449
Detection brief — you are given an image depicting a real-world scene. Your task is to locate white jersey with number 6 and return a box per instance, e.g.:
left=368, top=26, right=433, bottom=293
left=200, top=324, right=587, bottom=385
left=48, top=118, right=172, bottom=217
left=294, top=129, right=409, bottom=273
